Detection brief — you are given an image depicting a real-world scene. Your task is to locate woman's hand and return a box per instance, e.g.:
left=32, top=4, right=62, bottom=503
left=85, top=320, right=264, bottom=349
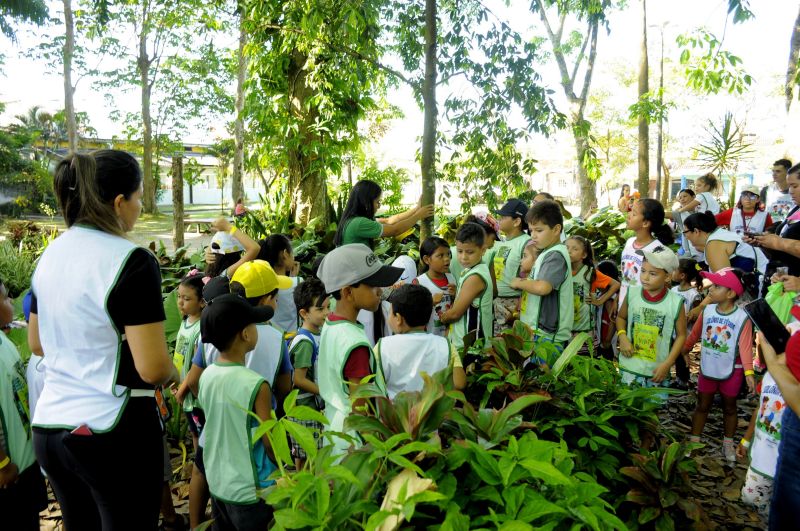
left=211, top=217, right=232, bottom=233
left=773, top=273, right=800, bottom=292
left=750, top=232, right=781, bottom=250
left=416, top=204, right=435, bottom=220
left=618, top=334, right=634, bottom=357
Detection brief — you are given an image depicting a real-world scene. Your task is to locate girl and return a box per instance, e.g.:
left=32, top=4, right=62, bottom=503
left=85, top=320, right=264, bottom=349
left=616, top=247, right=687, bottom=391
left=715, top=184, right=773, bottom=236
left=682, top=267, right=757, bottom=462
left=670, top=188, right=696, bottom=257
left=566, top=236, right=620, bottom=345
left=677, top=173, right=721, bottom=216
left=671, top=258, right=703, bottom=388
left=414, top=237, right=456, bottom=337
left=619, top=198, right=675, bottom=308
left=259, top=234, right=301, bottom=333
left=596, top=260, right=621, bottom=360
left=204, top=217, right=260, bottom=279
left=617, top=184, right=632, bottom=213
left=173, top=270, right=206, bottom=450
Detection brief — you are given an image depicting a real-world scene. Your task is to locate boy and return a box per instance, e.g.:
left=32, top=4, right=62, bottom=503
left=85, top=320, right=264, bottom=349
left=197, top=293, right=277, bottom=530
left=440, top=223, right=494, bottom=350
left=287, top=278, right=329, bottom=468
left=0, top=280, right=47, bottom=530
left=316, top=244, right=403, bottom=456
left=510, top=200, right=574, bottom=351
left=492, top=199, right=531, bottom=333
left=377, top=284, right=466, bottom=398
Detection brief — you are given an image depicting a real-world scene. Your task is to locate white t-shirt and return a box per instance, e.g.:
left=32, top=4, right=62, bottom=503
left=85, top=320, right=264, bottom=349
left=619, top=237, right=666, bottom=308
left=765, top=184, right=794, bottom=224
left=273, top=277, right=302, bottom=333
left=695, top=192, right=720, bottom=215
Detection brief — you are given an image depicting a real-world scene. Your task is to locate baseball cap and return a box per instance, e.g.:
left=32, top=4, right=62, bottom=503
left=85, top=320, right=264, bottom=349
left=392, top=255, right=418, bottom=284
left=317, top=244, right=404, bottom=294
left=473, top=211, right=500, bottom=237
left=210, top=231, right=245, bottom=255
left=637, top=246, right=679, bottom=274
left=740, top=185, right=760, bottom=197
left=494, top=199, right=529, bottom=219
left=200, top=293, right=274, bottom=351
left=699, top=267, right=744, bottom=296
left=231, top=260, right=293, bottom=298
left=202, top=276, right=230, bottom=303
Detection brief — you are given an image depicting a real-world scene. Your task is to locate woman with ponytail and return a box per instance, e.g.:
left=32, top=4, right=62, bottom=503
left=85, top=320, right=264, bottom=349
left=683, top=211, right=767, bottom=274
left=618, top=198, right=675, bottom=308
left=28, top=151, right=178, bottom=529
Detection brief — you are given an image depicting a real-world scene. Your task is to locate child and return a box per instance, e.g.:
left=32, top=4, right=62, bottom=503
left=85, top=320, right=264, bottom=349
left=670, top=188, right=695, bottom=256
left=259, top=234, right=302, bottom=333
left=519, top=240, right=539, bottom=279
left=616, top=247, right=687, bottom=391
left=316, top=244, right=403, bottom=456
left=197, top=293, right=278, bottom=529
left=0, top=280, right=47, bottom=530
left=204, top=218, right=261, bottom=279
left=492, top=199, right=531, bottom=334
left=414, top=236, right=456, bottom=337
left=287, top=278, right=329, bottom=469
left=676, top=173, right=721, bottom=216
left=619, top=198, right=675, bottom=308
left=440, top=223, right=493, bottom=351
left=450, top=212, right=499, bottom=291
left=738, top=367, right=786, bottom=517
left=510, top=200, right=574, bottom=351
left=596, top=260, right=621, bottom=360
left=173, top=270, right=205, bottom=451
left=377, top=284, right=467, bottom=399
left=566, top=236, right=620, bottom=346
left=682, top=268, right=756, bottom=462
left=671, top=258, right=703, bottom=388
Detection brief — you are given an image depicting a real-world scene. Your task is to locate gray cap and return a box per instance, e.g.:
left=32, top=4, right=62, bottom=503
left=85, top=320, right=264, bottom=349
left=637, top=246, right=679, bottom=274
left=317, top=244, right=404, bottom=294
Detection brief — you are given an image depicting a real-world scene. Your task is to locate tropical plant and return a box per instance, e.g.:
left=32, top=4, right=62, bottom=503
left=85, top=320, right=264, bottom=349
left=693, top=112, right=753, bottom=205
left=565, top=206, right=630, bottom=264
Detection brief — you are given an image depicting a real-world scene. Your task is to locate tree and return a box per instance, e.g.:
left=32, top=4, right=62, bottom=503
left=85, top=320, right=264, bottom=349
left=208, top=139, right=234, bottom=212
left=0, top=0, right=48, bottom=41
left=231, top=9, right=247, bottom=207
left=636, top=0, right=649, bottom=197
left=62, top=0, right=77, bottom=151
left=419, top=0, right=436, bottom=239
left=695, top=112, right=753, bottom=205
left=786, top=4, right=800, bottom=111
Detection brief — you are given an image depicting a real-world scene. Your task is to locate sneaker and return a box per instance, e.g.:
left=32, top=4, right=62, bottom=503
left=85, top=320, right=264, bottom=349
left=723, top=438, right=736, bottom=462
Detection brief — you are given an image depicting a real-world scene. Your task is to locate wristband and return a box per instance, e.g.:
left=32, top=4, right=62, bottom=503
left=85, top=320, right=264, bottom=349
left=744, top=370, right=754, bottom=376
left=229, top=226, right=238, bottom=235
left=616, top=330, right=627, bottom=337
left=0, top=456, right=9, bottom=470
left=740, top=438, right=751, bottom=449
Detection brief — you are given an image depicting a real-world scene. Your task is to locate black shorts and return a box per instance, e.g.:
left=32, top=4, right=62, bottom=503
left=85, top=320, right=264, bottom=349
left=0, top=463, right=47, bottom=531
left=185, top=408, right=205, bottom=436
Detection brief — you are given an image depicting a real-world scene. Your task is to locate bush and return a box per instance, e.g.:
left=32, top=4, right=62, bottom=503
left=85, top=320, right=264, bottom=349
left=0, top=240, right=36, bottom=298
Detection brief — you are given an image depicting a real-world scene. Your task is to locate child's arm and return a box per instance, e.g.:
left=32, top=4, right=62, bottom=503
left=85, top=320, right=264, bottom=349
left=652, top=305, right=687, bottom=383
left=27, top=312, right=44, bottom=357
left=253, top=382, right=277, bottom=463
left=185, top=363, right=205, bottom=398
left=440, top=275, right=487, bottom=324
left=592, top=278, right=621, bottom=306
left=737, top=407, right=758, bottom=459
left=509, top=276, right=554, bottom=296
left=273, top=345, right=293, bottom=406
left=0, top=447, right=19, bottom=488
left=615, top=297, right=634, bottom=357
left=211, top=218, right=260, bottom=278
left=738, top=320, right=756, bottom=394
left=677, top=196, right=702, bottom=212
left=293, top=368, right=319, bottom=395
left=681, top=317, right=703, bottom=355
left=450, top=344, right=466, bottom=390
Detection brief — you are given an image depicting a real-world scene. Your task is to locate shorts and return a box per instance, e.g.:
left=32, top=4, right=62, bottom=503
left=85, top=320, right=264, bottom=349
left=741, top=467, right=773, bottom=518
left=162, top=434, right=172, bottom=482
left=493, top=297, right=519, bottom=335
left=185, top=408, right=205, bottom=436
left=697, top=368, right=743, bottom=398
left=211, top=496, right=272, bottom=531
left=287, top=417, right=323, bottom=460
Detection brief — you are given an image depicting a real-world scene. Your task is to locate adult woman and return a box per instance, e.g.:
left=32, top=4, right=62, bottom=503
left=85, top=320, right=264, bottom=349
left=334, top=179, right=434, bottom=248
left=617, top=184, right=632, bottom=213
left=29, top=151, right=178, bottom=529
left=715, top=184, right=773, bottom=236
left=683, top=211, right=765, bottom=274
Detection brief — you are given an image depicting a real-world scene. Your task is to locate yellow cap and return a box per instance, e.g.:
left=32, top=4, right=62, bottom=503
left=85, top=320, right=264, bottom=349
left=231, top=260, right=293, bottom=298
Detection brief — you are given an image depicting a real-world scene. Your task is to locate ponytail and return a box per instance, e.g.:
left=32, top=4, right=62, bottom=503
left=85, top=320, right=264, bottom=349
left=257, top=234, right=292, bottom=268
left=640, top=198, right=674, bottom=245
left=731, top=268, right=759, bottom=302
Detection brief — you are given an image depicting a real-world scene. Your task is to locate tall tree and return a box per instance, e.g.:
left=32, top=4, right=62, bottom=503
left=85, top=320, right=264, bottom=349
left=0, top=0, right=48, bottom=41
left=232, top=11, right=247, bottom=206
left=62, top=0, right=77, bottom=151
left=786, top=5, right=800, bottom=112
left=532, top=0, right=609, bottom=216
left=636, top=0, right=649, bottom=197
left=419, top=0, right=436, bottom=239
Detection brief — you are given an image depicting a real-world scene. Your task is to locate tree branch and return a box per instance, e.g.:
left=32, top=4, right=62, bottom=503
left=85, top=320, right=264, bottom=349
left=577, top=19, right=599, bottom=110
left=534, top=0, right=574, bottom=98
left=569, top=22, right=591, bottom=88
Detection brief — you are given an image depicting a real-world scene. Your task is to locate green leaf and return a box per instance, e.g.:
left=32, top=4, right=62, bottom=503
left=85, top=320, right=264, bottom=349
left=518, top=458, right=572, bottom=485
left=273, top=508, right=321, bottom=529
left=283, top=418, right=319, bottom=460
left=638, top=506, right=661, bottom=524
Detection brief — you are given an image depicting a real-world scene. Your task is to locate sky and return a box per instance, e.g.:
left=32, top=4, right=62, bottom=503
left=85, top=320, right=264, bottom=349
left=2, top=0, right=799, bottom=191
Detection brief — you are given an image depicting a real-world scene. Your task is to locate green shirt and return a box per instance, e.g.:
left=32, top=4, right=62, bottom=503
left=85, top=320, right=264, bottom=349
left=450, top=263, right=493, bottom=349
left=0, top=334, right=34, bottom=474
left=289, top=330, right=319, bottom=409
left=493, top=233, right=530, bottom=297
left=174, top=318, right=202, bottom=412
left=341, top=216, right=383, bottom=247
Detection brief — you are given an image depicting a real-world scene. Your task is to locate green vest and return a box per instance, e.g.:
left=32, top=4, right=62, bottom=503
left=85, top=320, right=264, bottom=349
left=318, top=318, right=386, bottom=456
left=0, top=335, right=34, bottom=473
left=174, top=318, right=201, bottom=412
left=197, top=362, right=266, bottom=504
left=493, top=233, right=530, bottom=297
left=450, top=263, right=493, bottom=349
left=621, top=286, right=683, bottom=378
left=520, top=243, right=574, bottom=343
left=572, top=265, right=593, bottom=332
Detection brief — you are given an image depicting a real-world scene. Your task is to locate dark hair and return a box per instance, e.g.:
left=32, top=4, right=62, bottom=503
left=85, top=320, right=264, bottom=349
left=526, top=199, right=563, bottom=229
left=293, top=278, right=328, bottom=314
left=205, top=248, right=242, bottom=278
left=535, top=191, right=555, bottom=201
left=465, top=214, right=499, bottom=240
left=684, top=211, right=717, bottom=234
left=639, top=198, right=674, bottom=245
left=775, top=159, right=792, bottom=171
left=596, top=260, right=619, bottom=282
left=678, top=188, right=695, bottom=198
left=311, top=254, right=325, bottom=279
left=258, top=234, right=293, bottom=268
left=788, top=162, right=800, bottom=176
left=179, top=270, right=206, bottom=300
left=697, top=173, right=719, bottom=192
left=675, top=258, right=702, bottom=286
left=388, top=284, right=433, bottom=328
left=455, top=222, right=485, bottom=247
left=53, top=150, right=142, bottom=237
left=620, top=184, right=630, bottom=198
left=330, top=283, right=360, bottom=301
left=334, top=179, right=382, bottom=246
left=729, top=268, right=759, bottom=302
left=229, top=281, right=278, bottom=307
left=566, top=235, right=595, bottom=285
left=420, top=237, right=450, bottom=272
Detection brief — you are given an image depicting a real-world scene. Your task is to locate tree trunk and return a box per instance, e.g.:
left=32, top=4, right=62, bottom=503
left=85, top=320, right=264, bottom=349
left=786, top=5, right=800, bottom=112
left=656, top=28, right=664, bottom=205
left=419, top=0, right=437, bottom=240
left=637, top=0, right=650, bottom=197
left=171, top=156, right=184, bottom=249
left=287, top=50, right=329, bottom=226
left=62, top=0, right=77, bottom=152
left=188, top=182, right=193, bottom=204
left=232, top=18, right=247, bottom=206
left=138, top=0, right=157, bottom=214
left=662, top=163, right=671, bottom=206
left=573, top=128, right=597, bottom=215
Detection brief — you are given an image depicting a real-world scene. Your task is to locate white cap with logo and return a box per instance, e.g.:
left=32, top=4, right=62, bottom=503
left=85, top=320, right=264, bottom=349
left=317, top=244, right=405, bottom=294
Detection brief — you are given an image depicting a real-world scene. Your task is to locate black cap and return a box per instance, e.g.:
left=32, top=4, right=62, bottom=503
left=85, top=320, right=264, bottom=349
left=202, top=276, right=230, bottom=303
left=200, top=293, right=274, bottom=351
left=494, top=199, right=529, bottom=218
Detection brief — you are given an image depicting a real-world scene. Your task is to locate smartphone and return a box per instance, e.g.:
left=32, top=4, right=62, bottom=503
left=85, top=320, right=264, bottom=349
left=744, top=298, right=791, bottom=354
left=743, top=231, right=764, bottom=239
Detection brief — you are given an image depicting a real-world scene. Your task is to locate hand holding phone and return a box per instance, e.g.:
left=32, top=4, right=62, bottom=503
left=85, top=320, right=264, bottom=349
left=744, top=299, right=790, bottom=354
